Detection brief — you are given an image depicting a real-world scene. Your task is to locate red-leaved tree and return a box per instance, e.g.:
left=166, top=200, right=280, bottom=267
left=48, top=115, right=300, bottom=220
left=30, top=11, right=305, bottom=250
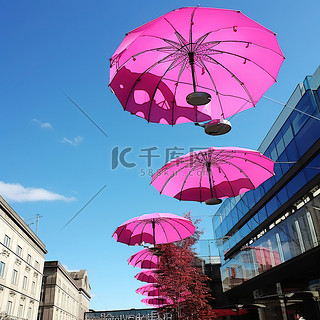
left=156, top=213, right=217, bottom=320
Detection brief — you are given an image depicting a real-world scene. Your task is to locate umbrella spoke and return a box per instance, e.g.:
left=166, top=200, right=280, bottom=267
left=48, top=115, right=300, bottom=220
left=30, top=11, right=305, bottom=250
left=206, top=55, right=255, bottom=107
left=198, top=59, right=225, bottom=118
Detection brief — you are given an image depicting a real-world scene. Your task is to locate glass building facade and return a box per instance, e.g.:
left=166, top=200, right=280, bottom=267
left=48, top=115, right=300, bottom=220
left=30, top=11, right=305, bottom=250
left=213, top=67, right=320, bottom=318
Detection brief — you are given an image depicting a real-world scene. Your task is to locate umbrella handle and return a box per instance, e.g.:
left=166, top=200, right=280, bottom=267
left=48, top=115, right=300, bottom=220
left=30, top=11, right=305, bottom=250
left=152, top=219, right=156, bottom=246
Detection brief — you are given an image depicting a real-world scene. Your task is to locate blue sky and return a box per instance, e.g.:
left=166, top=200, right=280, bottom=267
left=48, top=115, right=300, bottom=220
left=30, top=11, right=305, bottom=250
left=1, top=0, right=320, bottom=311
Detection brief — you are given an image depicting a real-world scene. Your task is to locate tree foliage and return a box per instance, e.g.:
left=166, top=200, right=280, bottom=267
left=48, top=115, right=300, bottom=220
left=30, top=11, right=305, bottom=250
left=156, top=213, right=217, bottom=320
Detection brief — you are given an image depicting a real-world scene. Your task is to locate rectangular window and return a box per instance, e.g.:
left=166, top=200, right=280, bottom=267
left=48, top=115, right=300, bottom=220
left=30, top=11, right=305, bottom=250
left=16, top=245, right=22, bottom=257
left=4, top=234, right=11, bottom=248
left=18, top=304, right=24, bottom=317
left=32, top=280, right=36, bottom=294
left=12, top=269, right=18, bottom=285
left=0, top=261, right=5, bottom=278
left=6, top=301, right=13, bottom=315
left=23, top=276, right=28, bottom=290
left=27, top=254, right=32, bottom=264
left=27, top=307, right=32, bottom=319
left=35, top=260, right=39, bottom=270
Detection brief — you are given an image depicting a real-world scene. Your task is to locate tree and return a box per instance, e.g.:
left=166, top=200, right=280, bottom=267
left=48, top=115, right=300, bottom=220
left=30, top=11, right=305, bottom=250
left=156, top=213, right=217, bottom=320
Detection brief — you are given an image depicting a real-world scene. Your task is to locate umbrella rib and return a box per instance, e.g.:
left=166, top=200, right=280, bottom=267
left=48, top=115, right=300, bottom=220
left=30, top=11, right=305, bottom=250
left=178, top=165, right=202, bottom=201
left=151, top=159, right=190, bottom=182
left=163, top=218, right=194, bottom=241
left=217, top=159, right=256, bottom=190
left=123, top=47, right=190, bottom=108
left=206, top=49, right=277, bottom=81
left=163, top=18, right=188, bottom=48
left=214, top=162, right=238, bottom=198
left=146, top=58, right=181, bottom=122
left=219, top=152, right=274, bottom=175
left=198, top=164, right=206, bottom=203
left=157, top=220, right=170, bottom=244
left=158, top=163, right=193, bottom=194
left=196, top=38, right=284, bottom=58
left=160, top=76, right=252, bottom=103
left=206, top=55, right=255, bottom=107
left=171, top=59, right=189, bottom=125
left=198, top=59, right=225, bottom=118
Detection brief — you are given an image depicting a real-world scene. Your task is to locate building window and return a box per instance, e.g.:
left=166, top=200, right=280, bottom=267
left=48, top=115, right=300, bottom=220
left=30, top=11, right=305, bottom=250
left=35, top=260, right=39, bottom=270
left=0, top=261, right=5, bottom=278
left=12, top=269, right=18, bottom=285
left=32, top=280, right=36, bottom=294
left=6, top=301, right=13, bottom=315
left=4, top=234, right=11, bottom=248
left=23, top=276, right=28, bottom=290
left=27, top=254, right=32, bottom=264
left=16, top=245, right=22, bottom=257
left=18, top=304, right=24, bottom=318
left=27, top=307, right=32, bottom=319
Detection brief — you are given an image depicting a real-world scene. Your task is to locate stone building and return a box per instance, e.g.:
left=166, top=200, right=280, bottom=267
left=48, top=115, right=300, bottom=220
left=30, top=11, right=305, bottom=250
left=38, top=261, right=91, bottom=320
left=0, top=196, right=47, bottom=320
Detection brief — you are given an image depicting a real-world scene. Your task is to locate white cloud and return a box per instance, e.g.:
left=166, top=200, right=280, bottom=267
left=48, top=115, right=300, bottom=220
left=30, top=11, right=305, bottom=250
left=0, top=181, right=76, bottom=203
left=62, top=265, right=79, bottom=272
left=62, top=136, right=83, bottom=146
left=32, top=118, right=53, bottom=129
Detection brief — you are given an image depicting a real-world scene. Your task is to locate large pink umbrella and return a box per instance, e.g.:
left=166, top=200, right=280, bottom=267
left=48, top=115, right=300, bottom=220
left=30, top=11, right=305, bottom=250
left=112, top=212, right=195, bottom=245
left=151, top=146, right=274, bottom=205
left=128, top=248, right=159, bottom=269
left=109, top=7, right=284, bottom=134
left=135, top=270, right=158, bottom=283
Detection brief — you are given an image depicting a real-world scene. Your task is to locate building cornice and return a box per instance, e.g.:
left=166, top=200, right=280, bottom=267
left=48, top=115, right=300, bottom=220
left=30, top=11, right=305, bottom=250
left=0, top=196, right=47, bottom=254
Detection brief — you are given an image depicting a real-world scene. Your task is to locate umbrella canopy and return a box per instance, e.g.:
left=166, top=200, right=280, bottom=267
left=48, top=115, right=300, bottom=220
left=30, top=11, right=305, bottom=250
left=136, top=283, right=161, bottom=296
left=141, top=297, right=171, bottom=308
left=109, top=6, right=284, bottom=126
left=151, top=146, right=274, bottom=204
left=128, top=248, right=159, bottom=269
left=113, top=212, right=195, bottom=245
left=135, top=270, right=158, bottom=283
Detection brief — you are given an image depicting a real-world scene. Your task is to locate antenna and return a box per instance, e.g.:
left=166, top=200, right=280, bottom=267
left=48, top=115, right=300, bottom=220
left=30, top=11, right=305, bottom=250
left=27, top=214, right=43, bottom=236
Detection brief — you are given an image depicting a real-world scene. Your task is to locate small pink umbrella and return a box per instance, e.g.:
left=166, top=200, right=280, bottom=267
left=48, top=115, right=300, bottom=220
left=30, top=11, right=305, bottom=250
left=141, top=297, right=171, bottom=308
left=109, top=7, right=284, bottom=135
left=135, top=270, right=158, bottom=283
left=136, top=283, right=161, bottom=296
left=112, top=212, right=195, bottom=245
left=128, top=248, right=159, bottom=269
left=151, top=146, right=274, bottom=205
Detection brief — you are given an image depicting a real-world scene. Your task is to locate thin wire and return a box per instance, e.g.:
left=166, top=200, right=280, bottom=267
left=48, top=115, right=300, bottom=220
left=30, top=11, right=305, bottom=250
left=263, top=95, right=320, bottom=122
left=61, top=185, right=107, bottom=230
left=65, top=94, right=109, bottom=138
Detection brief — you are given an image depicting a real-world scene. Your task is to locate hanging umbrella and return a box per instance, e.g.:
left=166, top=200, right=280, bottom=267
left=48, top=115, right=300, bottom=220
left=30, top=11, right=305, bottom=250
left=135, top=270, right=158, bottom=283
left=128, top=248, right=159, bottom=269
left=109, top=6, right=284, bottom=135
left=141, top=297, right=172, bottom=308
left=112, top=212, right=195, bottom=245
left=151, top=146, right=274, bottom=205
left=136, top=283, right=162, bottom=296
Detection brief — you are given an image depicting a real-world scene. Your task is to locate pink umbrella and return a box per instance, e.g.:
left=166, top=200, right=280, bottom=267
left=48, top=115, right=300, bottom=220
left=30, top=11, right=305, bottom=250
left=128, top=248, right=159, bottom=269
left=136, top=283, right=162, bottom=296
left=112, top=212, right=195, bottom=245
left=109, top=7, right=284, bottom=135
left=151, top=146, right=274, bottom=205
left=135, top=270, right=158, bottom=283
left=141, top=297, right=172, bottom=308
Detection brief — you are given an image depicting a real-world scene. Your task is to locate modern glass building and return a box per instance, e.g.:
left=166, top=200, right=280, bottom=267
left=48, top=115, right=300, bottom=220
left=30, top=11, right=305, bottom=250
left=213, top=66, right=320, bottom=320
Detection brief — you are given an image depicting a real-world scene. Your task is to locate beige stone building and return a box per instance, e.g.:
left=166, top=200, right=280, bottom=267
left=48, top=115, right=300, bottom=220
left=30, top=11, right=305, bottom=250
left=38, top=261, right=91, bottom=320
left=0, top=196, right=47, bottom=320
